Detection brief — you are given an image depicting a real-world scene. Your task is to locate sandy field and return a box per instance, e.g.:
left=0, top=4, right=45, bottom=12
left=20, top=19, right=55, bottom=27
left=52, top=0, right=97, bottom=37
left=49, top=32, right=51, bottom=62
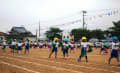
left=0, top=46, right=120, bottom=73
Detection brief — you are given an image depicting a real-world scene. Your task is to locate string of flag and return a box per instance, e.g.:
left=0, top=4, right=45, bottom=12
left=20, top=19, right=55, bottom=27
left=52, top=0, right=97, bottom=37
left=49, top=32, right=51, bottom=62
left=52, top=8, right=120, bottom=27
left=35, top=8, right=120, bottom=32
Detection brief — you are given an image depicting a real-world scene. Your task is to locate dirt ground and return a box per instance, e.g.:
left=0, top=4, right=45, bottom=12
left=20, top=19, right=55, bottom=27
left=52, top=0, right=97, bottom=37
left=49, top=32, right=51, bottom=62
left=0, top=46, right=120, bottom=73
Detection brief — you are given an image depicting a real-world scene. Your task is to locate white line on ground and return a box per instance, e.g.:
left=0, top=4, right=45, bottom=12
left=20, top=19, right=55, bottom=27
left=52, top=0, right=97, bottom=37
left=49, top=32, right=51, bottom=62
left=0, top=56, right=82, bottom=73
left=0, top=61, right=40, bottom=73
left=5, top=54, right=120, bottom=73
left=40, top=56, right=120, bottom=69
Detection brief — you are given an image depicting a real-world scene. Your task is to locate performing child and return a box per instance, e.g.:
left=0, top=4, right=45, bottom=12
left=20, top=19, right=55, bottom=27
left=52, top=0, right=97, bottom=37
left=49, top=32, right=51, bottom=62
left=17, top=40, right=23, bottom=54
left=62, top=39, right=69, bottom=58
left=2, top=40, right=7, bottom=52
left=108, top=36, right=120, bottom=66
left=78, top=36, right=89, bottom=62
left=48, top=37, right=59, bottom=58
left=24, top=38, right=30, bottom=55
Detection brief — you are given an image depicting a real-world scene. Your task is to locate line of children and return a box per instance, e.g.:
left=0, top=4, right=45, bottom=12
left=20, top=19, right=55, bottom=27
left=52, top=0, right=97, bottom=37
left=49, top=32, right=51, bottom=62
left=1, top=36, right=120, bottom=67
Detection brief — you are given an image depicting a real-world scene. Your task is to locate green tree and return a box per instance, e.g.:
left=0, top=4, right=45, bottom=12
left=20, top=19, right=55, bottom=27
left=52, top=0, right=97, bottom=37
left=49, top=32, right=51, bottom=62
left=109, top=21, right=120, bottom=36
left=71, top=28, right=105, bottom=41
left=106, top=20, right=120, bottom=40
left=45, top=28, right=63, bottom=40
left=91, top=29, right=105, bottom=40
left=71, top=29, right=91, bottom=41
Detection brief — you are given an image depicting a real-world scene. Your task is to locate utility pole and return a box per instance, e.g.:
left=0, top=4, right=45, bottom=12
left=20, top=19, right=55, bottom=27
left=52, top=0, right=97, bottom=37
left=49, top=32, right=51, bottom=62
left=36, top=29, right=38, bottom=41
left=39, top=20, right=40, bottom=37
left=82, top=10, right=87, bottom=30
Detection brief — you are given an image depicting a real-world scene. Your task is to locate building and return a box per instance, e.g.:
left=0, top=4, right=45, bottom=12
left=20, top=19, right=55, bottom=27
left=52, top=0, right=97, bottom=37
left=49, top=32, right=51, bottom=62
left=6, top=26, right=36, bottom=41
left=0, top=32, right=6, bottom=44
left=62, top=32, right=74, bottom=41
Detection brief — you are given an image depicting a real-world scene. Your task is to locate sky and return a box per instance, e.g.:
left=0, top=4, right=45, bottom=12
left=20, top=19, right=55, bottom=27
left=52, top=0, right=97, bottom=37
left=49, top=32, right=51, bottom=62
left=0, top=0, right=120, bottom=37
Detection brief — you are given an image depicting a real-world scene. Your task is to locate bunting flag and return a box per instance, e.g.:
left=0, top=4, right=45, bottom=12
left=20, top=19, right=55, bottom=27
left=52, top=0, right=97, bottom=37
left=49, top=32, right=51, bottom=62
left=43, top=8, right=120, bottom=28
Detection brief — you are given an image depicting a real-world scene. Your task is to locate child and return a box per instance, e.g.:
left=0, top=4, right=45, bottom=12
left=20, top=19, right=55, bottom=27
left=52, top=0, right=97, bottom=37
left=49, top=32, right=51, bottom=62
left=99, top=42, right=105, bottom=55
left=70, top=41, right=75, bottom=53
left=11, top=39, right=17, bottom=53
left=48, top=37, right=59, bottom=58
left=39, top=40, right=43, bottom=49
left=48, top=41, right=52, bottom=49
left=24, top=38, right=30, bottom=55
left=17, top=40, right=23, bottom=54
left=2, top=40, right=7, bottom=52
left=87, top=40, right=93, bottom=53
left=78, top=36, right=88, bottom=62
left=34, top=41, right=38, bottom=48
left=62, top=39, right=69, bottom=58
left=108, top=36, right=120, bottom=66
left=77, top=42, right=81, bottom=49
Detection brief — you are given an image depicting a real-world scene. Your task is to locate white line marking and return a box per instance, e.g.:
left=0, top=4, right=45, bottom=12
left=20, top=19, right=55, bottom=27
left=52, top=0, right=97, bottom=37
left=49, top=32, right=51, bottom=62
left=5, top=54, right=120, bottom=73
left=0, top=61, right=39, bottom=73
left=40, top=56, right=120, bottom=69
left=0, top=56, right=82, bottom=73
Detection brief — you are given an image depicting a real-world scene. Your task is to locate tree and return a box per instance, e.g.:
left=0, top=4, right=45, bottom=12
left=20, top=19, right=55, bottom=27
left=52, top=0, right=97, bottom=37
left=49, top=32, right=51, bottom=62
left=108, top=21, right=120, bottom=36
left=106, top=20, right=120, bottom=40
left=71, top=29, right=91, bottom=41
left=91, top=29, right=105, bottom=40
left=45, top=28, right=63, bottom=40
left=71, top=28, right=105, bottom=41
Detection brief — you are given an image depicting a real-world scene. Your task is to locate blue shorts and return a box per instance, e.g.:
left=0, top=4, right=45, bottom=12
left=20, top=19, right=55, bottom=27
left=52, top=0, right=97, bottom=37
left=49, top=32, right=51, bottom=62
left=101, top=48, right=104, bottom=51
left=11, top=45, right=15, bottom=49
left=9, top=45, right=12, bottom=48
left=39, top=45, right=43, bottom=48
left=77, top=45, right=80, bottom=48
left=25, top=46, right=30, bottom=50
left=2, top=45, right=6, bottom=49
left=34, top=45, right=37, bottom=47
left=69, top=45, right=71, bottom=48
left=88, top=46, right=92, bottom=48
left=81, top=48, right=87, bottom=54
left=52, top=47, right=57, bottom=52
left=110, top=49, right=119, bottom=58
left=63, top=49, right=68, bottom=54
left=61, top=46, right=64, bottom=51
left=18, top=47, right=22, bottom=50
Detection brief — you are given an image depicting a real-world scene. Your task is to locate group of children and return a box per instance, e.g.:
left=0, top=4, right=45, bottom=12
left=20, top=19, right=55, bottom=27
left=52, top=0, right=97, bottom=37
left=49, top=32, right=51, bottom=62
left=48, top=37, right=76, bottom=58
left=1, top=36, right=120, bottom=66
left=48, top=37, right=93, bottom=60
left=48, top=36, right=120, bottom=66
left=2, top=38, right=30, bottom=54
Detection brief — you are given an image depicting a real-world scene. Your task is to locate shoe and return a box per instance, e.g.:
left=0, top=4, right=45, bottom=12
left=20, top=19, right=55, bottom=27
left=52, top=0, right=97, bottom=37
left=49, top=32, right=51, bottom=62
left=78, top=58, right=81, bottom=62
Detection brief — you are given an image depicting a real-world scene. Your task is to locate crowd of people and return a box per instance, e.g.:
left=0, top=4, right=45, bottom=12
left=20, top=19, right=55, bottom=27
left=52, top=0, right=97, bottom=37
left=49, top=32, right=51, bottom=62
left=1, top=36, right=120, bottom=66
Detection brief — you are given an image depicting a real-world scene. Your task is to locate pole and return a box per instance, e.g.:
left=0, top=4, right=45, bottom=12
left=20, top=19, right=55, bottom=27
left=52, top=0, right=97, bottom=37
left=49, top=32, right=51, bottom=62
left=36, top=29, right=37, bottom=41
left=39, top=20, right=40, bottom=37
left=82, top=11, right=87, bottom=30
